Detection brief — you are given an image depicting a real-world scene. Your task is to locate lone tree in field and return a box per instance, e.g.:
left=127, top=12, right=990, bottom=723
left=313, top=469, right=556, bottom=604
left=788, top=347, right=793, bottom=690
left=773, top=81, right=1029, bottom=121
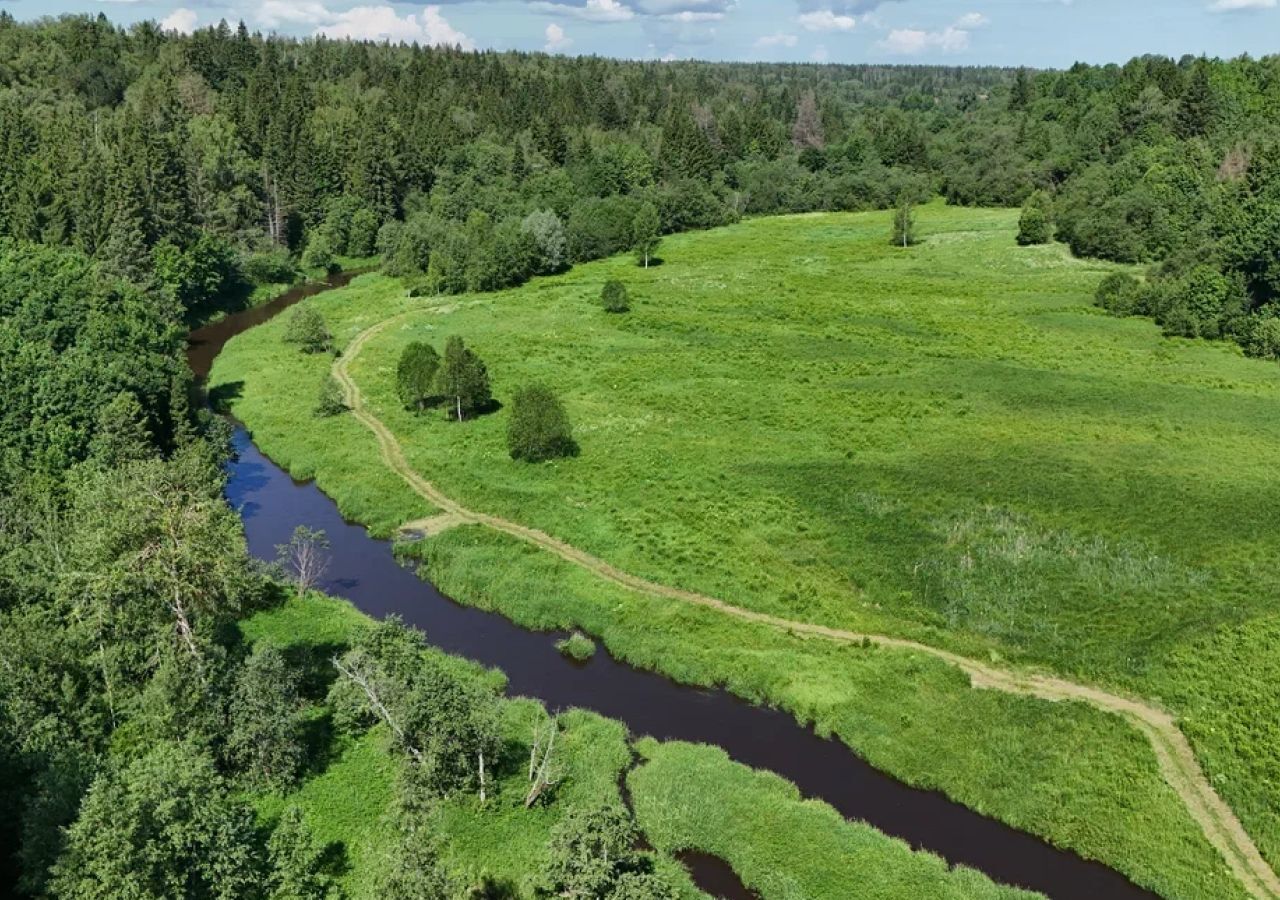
left=892, top=199, right=917, bottom=248
left=601, top=279, right=630, bottom=313
left=434, top=336, right=491, bottom=422
left=631, top=202, right=661, bottom=268
left=1017, top=191, right=1053, bottom=245
left=396, top=341, right=440, bottom=412
left=314, top=375, right=346, bottom=417
left=283, top=305, right=331, bottom=353
left=507, top=385, right=577, bottom=462
left=275, top=525, right=330, bottom=597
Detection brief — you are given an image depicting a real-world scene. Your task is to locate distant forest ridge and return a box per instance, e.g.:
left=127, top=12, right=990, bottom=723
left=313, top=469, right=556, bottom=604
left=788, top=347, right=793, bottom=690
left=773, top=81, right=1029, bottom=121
left=0, top=13, right=1277, bottom=352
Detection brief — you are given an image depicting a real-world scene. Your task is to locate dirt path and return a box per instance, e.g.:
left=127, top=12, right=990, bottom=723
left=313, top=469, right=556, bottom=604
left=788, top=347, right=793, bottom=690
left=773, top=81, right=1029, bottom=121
left=334, top=313, right=1279, bottom=900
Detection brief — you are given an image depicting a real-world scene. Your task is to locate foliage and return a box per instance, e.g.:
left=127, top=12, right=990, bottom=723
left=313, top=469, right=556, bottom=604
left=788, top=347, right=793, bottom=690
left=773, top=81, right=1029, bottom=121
left=434, top=336, right=491, bottom=422
left=1095, top=272, right=1144, bottom=317
left=397, top=342, right=441, bottom=412
left=284, top=306, right=332, bottom=354
left=302, top=234, right=337, bottom=274
left=507, top=385, right=577, bottom=463
left=522, top=210, right=568, bottom=275
left=315, top=376, right=347, bottom=418
left=227, top=644, right=306, bottom=791
left=244, top=248, right=300, bottom=286
left=1016, top=193, right=1052, bottom=246
left=555, top=632, right=596, bottom=662
left=632, top=203, right=662, bottom=269
left=600, top=279, right=630, bottom=313
left=891, top=199, right=917, bottom=247
left=540, top=804, right=672, bottom=899
left=267, top=806, right=338, bottom=900
left=48, top=743, right=264, bottom=900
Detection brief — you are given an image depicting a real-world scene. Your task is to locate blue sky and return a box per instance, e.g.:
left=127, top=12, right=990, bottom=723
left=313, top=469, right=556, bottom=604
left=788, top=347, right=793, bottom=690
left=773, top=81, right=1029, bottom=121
left=6, top=0, right=1279, bottom=67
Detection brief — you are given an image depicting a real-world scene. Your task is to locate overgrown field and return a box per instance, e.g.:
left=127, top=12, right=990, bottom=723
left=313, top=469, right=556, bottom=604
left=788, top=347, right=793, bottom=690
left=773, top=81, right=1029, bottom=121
left=240, top=592, right=1035, bottom=899
left=213, top=204, right=1280, bottom=894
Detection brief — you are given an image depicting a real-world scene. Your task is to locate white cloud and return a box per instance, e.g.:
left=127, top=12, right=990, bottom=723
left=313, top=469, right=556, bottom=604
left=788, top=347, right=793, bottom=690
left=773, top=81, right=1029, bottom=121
left=159, top=7, right=198, bottom=32
left=544, top=22, right=574, bottom=50
left=798, top=10, right=857, bottom=31
left=877, top=12, right=986, bottom=55
left=308, top=5, right=475, bottom=48
left=531, top=0, right=636, bottom=22
left=1208, top=0, right=1275, bottom=9
left=755, top=31, right=798, bottom=47
left=256, top=0, right=332, bottom=29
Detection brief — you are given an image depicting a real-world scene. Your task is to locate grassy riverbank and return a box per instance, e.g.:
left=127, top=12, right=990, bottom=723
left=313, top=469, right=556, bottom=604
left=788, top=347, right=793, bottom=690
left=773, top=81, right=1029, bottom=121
left=212, top=205, right=1279, bottom=897
left=240, top=591, right=1039, bottom=899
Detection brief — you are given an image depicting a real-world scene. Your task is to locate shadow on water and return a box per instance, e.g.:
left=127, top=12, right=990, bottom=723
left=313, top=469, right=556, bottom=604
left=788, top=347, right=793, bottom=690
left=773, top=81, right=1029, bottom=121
left=194, top=272, right=1157, bottom=900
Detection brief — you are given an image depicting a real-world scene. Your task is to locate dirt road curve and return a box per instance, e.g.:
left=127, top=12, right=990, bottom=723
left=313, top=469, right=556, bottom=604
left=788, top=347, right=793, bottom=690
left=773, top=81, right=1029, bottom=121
left=334, top=311, right=1279, bottom=900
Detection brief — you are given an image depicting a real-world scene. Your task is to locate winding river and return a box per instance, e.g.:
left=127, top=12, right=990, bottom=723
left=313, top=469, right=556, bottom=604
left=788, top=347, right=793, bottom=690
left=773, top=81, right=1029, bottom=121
left=189, top=274, right=1156, bottom=900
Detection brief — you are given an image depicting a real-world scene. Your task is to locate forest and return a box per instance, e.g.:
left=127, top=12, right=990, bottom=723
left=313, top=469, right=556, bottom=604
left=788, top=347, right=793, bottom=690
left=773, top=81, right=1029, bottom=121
left=2, top=9, right=1280, bottom=899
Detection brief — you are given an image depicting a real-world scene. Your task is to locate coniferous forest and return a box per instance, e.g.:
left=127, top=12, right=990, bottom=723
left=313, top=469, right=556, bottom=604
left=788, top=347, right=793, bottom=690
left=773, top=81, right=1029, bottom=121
left=3, top=10, right=1280, bottom=900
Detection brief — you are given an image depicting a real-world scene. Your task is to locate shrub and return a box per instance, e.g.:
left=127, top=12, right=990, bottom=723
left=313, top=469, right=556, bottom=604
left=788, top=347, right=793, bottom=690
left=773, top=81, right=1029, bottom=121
left=507, top=384, right=577, bottom=462
left=347, top=208, right=380, bottom=257
left=241, top=247, right=298, bottom=285
left=314, top=376, right=346, bottom=417
left=1242, top=314, right=1280, bottom=359
left=301, top=233, right=336, bottom=274
left=555, top=631, right=596, bottom=662
left=283, top=305, right=331, bottom=353
left=601, top=280, right=630, bottom=314
left=1094, top=272, right=1143, bottom=317
left=891, top=200, right=917, bottom=247
left=1017, top=203, right=1052, bottom=246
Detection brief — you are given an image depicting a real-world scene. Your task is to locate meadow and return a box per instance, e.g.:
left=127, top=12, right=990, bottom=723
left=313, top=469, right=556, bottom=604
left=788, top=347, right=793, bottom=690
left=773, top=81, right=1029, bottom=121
left=213, top=204, right=1280, bottom=896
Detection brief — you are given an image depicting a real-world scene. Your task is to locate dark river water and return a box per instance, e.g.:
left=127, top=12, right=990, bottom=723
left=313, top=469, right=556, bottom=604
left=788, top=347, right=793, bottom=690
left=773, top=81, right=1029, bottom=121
left=192, top=277, right=1156, bottom=900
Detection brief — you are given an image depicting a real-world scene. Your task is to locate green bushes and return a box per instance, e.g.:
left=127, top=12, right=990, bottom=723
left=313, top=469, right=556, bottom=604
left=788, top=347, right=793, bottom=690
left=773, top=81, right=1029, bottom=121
left=1016, top=192, right=1053, bottom=246
left=314, top=376, right=346, bottom=418
left=507, top=385, right=577, bottom=462
left=556, top=632, right=596, bottom=661
left=301, top=233, right=336, bottom=274
left=283, top=305, right=331, bottom=353
left=601, top=280, right=630, bottom=313
left=242, top=247, right=299, bottom=286
left=1095, top=272, right=1144, bottom=316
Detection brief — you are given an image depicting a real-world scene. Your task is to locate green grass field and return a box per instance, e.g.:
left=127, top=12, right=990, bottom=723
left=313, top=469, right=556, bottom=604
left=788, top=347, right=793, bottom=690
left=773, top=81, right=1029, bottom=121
left=240, top=592, right=1041, bottom=899
left=213, top=204, right=1280, bottom=897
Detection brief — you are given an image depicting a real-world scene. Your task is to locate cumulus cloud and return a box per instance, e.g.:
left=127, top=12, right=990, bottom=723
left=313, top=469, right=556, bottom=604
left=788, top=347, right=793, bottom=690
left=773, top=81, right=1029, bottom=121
left=796, top=0, right=903, bottom=12
left=1208, top=0, right=1275, bottom=9
left=544, top=22, right=574, bottom=50
left=798, top=10, right=856, bottom=30
left=531, top=0, right=636, bottom=21
left=877, top=11, right=987, bottom=55
left=159, top=7, right=198, bottom=32
left=253, top=2, right=475, bottom=47
left=755, top=31, right=798, bottom=47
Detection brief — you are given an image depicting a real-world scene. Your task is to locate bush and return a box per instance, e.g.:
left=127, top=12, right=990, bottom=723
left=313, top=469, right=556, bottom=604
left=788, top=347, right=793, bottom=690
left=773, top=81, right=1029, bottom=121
left=1242, top=314, right=1280, bottom=359
left=301, top=234, right=336, bottom=274
left=1017, top=204, right=1052, bottom=246
left=555, top=631, right=596, bottom=662
left=601, top=280, right=630, bottom=314
left=314, top=376, right=346, bottom=417
left=347, top=208, right=380, bottom=257
left=1094, top=272, right=1143, bottom=317
left=241, top=247, right=298, bottom=286
left=283, top=305, right=331, bottom=353
left=507, top=384, right=577, bottom=462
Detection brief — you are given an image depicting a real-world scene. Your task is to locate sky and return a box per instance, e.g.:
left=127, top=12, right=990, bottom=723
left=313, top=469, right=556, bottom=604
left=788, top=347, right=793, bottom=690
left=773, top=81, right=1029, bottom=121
left=4, top=0, right=1279, bottom=67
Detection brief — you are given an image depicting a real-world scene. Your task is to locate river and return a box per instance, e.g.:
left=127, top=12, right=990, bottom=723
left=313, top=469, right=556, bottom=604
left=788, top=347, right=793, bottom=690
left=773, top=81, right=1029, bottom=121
left=189, top=274, right=1156, bottom=900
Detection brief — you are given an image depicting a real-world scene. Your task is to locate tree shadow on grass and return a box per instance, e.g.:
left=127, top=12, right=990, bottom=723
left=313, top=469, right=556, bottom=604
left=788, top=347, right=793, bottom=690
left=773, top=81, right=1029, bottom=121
left=207, top=380, right=244, bottom=414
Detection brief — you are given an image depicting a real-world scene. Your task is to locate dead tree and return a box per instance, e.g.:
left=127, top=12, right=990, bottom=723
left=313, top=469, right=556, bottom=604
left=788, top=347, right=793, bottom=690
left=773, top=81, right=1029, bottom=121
left=525, top=714, right=562, bottom=808
left=331, top=654, right=425, bottom=765
left=276, top=525, right=330, bottom=597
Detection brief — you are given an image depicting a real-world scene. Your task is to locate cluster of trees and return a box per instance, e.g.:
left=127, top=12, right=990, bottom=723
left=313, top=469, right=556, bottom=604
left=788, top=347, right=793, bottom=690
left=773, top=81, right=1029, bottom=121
left=393, top=336, right=577, bottom=461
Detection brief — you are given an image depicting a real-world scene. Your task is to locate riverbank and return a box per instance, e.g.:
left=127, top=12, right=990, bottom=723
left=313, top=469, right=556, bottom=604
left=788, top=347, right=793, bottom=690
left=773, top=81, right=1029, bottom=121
left=210, top=208, right=1264, bottom=898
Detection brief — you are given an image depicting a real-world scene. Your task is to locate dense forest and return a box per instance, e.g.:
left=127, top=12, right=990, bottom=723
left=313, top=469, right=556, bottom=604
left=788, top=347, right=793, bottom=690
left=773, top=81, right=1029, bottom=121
left=2, top=10, right=1280, bottom=898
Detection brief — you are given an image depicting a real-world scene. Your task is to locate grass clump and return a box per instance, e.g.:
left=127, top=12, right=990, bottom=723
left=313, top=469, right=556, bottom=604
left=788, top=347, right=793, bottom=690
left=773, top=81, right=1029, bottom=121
left=630, top=739, right=1042, bottom=900
left=555, top=631, right=596, bottom=662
